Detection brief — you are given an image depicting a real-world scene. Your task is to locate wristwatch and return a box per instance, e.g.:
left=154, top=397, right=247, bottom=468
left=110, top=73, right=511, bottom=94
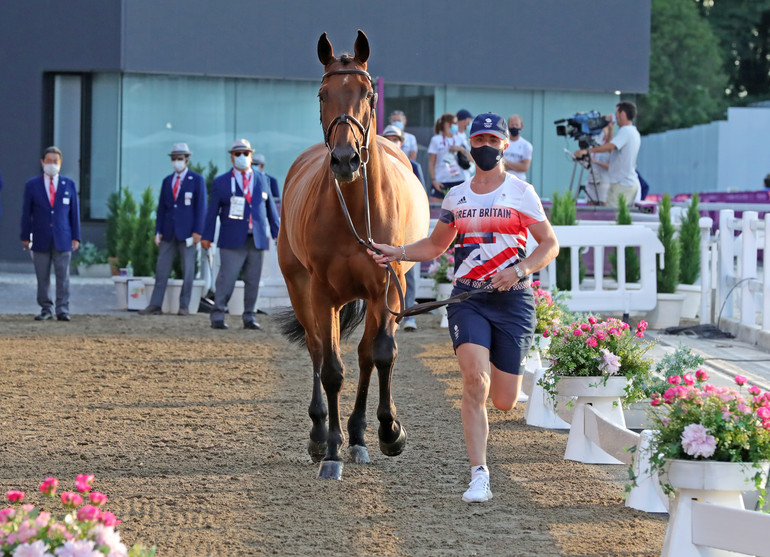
left=513, top=264, right=525, bottom=279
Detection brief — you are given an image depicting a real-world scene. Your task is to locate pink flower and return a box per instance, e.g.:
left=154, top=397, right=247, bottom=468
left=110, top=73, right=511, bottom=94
left=763, top=420, right=770, bottom=431
left=60, top=492, right=84, bottom=508
left=76, top=505, right=102, bottom=522
left=90, top=524, right=127, bottom=557
left=99, top=511, right=121, bottom=527
left=635, top=331, right=644, bottom=338
left=89, top=491, right=108, bottom=506
left=532, top=280, right=541, bottom=287
left=542, top=330, right=550, bottom=338
left=748, top=385, right=762, bottom=396
left=598, top=348, right=621, bottom=375
left=696, top=369, right=709, bottom=382
left=39, top=477, right=59, bottom=496
left=6, top=490, right=25, bottom=503
left=609, top=327, right=621, bottom=337
left=667, top=375, right=681, bottom=386
left=573, top=329, right=583, bottom=337
left=637, top=320, right=648, bottom=331
left=580, top=323, right=591, bottom=331
left=75, top=481, right=92, bottom=494
left=681, top=423, right=717, bottom=458
left=735, top=375, right=748, bottom=386
left=0, top=508, right=16, bottom=523
left=588, top=316, right=597, bottom=325
left=682, top=373, right=695, bottom=386
left=585, top=336, right=598, bottom=347
left=757, top=407, right=770, bottom=420
left=650, top=393, right=662, bottom=407
left=596, top=331, right=607, bottom=340
left=35, top=511, right=51, bottom=528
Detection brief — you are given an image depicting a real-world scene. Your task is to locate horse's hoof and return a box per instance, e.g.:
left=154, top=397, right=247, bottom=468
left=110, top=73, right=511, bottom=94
left=307, top=439, right=327, bottom=463
left=317, top=460, right=343, bottom=480
left=379, top=425, right=407, bottom=456
left=349, top=444, right=370, bottom=464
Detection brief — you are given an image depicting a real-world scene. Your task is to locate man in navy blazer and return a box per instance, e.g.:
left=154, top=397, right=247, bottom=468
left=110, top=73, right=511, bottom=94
left=201, top=139, right=280, bottom=330
left=20, top=146, right=81, bottom=321
left=139, top=143, right=207, bottom=316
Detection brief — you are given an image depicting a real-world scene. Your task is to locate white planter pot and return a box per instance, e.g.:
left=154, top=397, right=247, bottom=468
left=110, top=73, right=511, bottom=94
left=645, top=292, right=686, bottom=330
left=675, top=283, right=701, bottom=320
left=524, top=367, right=572, bottom=430
left=435, top=283, right=453, bottom=329
left=660, top=459, right=770, bottom=557
left=555, top=376, right=628, bottom=464
left=143, top=278, right=205, bottom=314
left=77, top=263, right=111, bottom=278
left=111, top=276, right=129, bottom=310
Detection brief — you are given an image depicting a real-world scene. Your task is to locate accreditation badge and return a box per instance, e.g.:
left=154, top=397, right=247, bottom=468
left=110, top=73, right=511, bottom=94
left=229, top=196, right=246, bottom=219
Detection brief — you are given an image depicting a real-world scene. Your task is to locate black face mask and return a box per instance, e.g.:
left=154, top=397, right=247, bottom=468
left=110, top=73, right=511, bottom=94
left=470, top=145, right=504, bottom=171
left=508, top=127, right=520, bottom=138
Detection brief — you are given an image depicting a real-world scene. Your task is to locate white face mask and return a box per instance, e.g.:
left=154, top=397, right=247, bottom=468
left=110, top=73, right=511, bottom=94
left=234, top=154, right=249, bottom=170
left=43, top=164, right=60, bottom=177
left=172, top=160, right=186, bottom=172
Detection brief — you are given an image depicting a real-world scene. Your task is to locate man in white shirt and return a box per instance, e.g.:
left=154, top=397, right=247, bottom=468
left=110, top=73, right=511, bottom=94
left=574, top=101, right=641, bottom=208
left=502, top=114, right=533, bottom=182
left=389, top=110, right=417, bottom=161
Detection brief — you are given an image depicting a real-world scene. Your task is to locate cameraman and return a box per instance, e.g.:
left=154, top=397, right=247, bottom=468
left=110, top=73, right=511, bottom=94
left=574, top=101, right=640, bottom=208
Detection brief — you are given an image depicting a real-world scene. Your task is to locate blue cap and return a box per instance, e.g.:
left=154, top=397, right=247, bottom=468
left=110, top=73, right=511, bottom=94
left=469, top=113, right=509, bottom=140
left=456, top=108, right=473, bottom=121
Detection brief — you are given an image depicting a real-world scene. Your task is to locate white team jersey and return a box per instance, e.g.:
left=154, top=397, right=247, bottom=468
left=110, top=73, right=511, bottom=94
left=439, top=174, right=546, bottom=281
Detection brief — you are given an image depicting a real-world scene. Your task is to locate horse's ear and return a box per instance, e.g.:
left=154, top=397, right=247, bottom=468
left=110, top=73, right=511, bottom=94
left=318, top=32, right=334, bottom=66
left=354, top=30, right=369, bottom=65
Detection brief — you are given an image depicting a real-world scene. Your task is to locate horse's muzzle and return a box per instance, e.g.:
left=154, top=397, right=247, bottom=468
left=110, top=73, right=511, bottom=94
left=330, top=147, right=361, bottom=183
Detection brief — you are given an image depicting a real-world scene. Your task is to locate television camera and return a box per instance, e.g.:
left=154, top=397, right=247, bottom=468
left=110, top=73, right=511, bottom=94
left=555, top=111, right=610, bottom=149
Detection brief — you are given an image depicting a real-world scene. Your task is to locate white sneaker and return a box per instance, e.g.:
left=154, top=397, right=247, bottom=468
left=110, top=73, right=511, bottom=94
left=403, top=317, right=417, bottom=331
left=462, top=475, right=493, bottom=503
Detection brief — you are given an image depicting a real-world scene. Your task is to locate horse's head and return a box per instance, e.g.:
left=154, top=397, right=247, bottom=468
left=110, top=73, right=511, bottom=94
left=318, top=30, right=377, bottom=183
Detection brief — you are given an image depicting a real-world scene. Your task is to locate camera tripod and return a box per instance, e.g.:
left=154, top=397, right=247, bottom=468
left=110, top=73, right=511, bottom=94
left=567, top=140, right=602, bottom=204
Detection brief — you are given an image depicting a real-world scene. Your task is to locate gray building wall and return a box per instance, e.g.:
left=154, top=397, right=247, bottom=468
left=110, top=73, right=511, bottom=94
left=0, top=0, right=650, bottom=264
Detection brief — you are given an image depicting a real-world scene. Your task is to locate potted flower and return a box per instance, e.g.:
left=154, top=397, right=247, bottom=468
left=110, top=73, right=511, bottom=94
left=636, top=373, right=770, bottom=556
left=428, top=246, right=455, bottom=328
left=1, top=475, right=155, bottom=556
left=541, top=317, right=655, bottom=463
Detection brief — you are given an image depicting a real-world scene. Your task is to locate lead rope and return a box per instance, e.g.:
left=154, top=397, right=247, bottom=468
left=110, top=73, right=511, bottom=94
left=333, top=159, right=407, bottom=322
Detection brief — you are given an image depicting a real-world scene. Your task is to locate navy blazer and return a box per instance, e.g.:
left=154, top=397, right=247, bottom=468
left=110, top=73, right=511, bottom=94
left=265, top=173, right=280, bottom=200
left=155, top=170, right=207, bottom=241
left=20, top=174, right=81, bottom=252
left=203, top=169, right=280, bottom=250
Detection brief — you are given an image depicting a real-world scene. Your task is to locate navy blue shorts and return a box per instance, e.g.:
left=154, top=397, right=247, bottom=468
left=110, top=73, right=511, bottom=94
left=446, top=282, right=536, bottom=375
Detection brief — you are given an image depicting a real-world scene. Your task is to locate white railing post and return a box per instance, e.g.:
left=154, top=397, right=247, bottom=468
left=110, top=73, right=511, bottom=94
left=765, top=214, right=770, bottom=330
left=698, top=217, right=713, bottom=325
left=740, top=211, right=758, bottom=326
left=717, top=210, right=734, bottom=320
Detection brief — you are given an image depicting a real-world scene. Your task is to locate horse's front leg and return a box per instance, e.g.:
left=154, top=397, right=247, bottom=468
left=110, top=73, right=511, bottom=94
left=314, top=295, right=346, bottom=479
left=347, top=310, right=379, bottom=464
left=372, top=303, right=407, bottom=456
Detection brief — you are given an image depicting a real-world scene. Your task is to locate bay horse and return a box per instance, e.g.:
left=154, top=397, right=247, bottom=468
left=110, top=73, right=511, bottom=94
left=277, top=30, right=429, bottom=479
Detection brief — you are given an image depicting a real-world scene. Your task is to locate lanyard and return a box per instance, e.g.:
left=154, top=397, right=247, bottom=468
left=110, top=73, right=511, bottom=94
left=230, top=170, right=251, bottom=196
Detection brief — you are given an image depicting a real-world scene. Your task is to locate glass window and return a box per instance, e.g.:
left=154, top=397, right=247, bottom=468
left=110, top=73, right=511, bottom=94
left=90, top=73, right=120, bottom=219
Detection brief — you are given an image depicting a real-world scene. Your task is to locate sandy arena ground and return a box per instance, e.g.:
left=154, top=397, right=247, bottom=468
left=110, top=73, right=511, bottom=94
left=0, top=313, right=666, bottom=556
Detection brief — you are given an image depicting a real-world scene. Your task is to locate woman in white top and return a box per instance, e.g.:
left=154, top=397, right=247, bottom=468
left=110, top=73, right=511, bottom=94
left=428, top=113, right=470, bottom=204
left=369, top=113, right=559, bottom=505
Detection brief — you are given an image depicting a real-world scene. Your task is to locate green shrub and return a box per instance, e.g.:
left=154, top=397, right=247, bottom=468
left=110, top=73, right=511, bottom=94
left=678, top=193, right=701, bottom=285
left=73, top=242, right=108, bottom=267
left=105, top=190, right=122, bottom=259
left=609, top=194, right=641, bottom=283
left=189, top=160, right=218, bottom=195
left=550, top=191, right=584, bottom=290
left=131, top=186, right=158, bottom=277
left=115, top=190, right=137, bottom=269
left=657, top=193, right=681, bottom=294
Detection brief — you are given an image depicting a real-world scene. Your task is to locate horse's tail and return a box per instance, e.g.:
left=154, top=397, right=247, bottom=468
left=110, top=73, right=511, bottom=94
left=275, top=300, right=367, bottom=346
